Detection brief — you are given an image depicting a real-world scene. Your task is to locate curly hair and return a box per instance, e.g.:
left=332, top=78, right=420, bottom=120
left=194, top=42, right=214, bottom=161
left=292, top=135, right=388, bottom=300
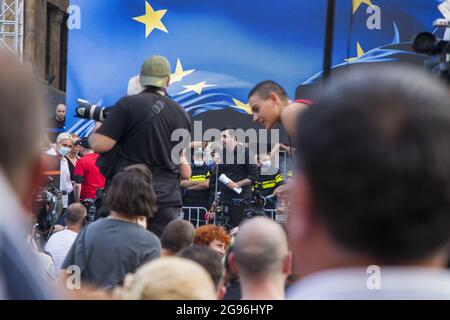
left=194, top=225, right=232, bottom=249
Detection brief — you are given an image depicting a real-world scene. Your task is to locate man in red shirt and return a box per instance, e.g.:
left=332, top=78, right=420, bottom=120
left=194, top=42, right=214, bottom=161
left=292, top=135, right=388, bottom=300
left=74, top=138, right=106, bottom=202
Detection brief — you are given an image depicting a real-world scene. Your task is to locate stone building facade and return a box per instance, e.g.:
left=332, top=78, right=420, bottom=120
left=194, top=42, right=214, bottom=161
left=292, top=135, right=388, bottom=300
left=24, top=0, right=69, bottom=107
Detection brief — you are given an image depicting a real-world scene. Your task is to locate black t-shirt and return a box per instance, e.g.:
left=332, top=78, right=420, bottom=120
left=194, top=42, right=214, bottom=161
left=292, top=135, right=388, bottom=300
left=65, top=157, right=76, bottom=181
left=210, top=145, right=258, bottom=202
left=96, top=90, right=192, bottom=208
left=183, top=164, right=211, bottom=205
left=47, top=117, right=66, bottom=143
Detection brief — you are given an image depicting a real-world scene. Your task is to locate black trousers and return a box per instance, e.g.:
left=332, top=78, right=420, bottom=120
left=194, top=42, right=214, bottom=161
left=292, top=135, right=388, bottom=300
left=148, top=207, right=181, bottom=238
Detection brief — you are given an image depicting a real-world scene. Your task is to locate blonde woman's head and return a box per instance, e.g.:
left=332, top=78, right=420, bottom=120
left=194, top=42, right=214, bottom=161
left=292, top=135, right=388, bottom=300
left=116, top=257, right=217, bottom=300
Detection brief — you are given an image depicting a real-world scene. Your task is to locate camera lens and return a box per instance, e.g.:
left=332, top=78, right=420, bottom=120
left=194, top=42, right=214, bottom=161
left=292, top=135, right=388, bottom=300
left=413, top=32, right=438, bottom=54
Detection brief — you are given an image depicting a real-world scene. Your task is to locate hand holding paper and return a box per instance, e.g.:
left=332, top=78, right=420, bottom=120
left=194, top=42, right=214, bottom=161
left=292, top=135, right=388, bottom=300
left=219, top=174, right=242, bottom=194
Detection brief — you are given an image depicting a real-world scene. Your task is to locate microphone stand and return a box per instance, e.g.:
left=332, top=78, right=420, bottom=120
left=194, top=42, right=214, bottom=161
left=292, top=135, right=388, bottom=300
left=214, top=162, right=220, bottom=205
left=213, top=158, right=222, bottom=219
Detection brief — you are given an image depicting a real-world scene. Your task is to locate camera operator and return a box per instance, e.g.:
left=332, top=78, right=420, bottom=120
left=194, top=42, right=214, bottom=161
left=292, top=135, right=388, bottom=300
left=89, top=55, right=192, bottom=237
left=209, top=128, right=259, bottom=228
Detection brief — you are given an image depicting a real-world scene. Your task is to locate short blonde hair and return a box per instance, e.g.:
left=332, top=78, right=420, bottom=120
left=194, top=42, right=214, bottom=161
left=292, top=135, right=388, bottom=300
left=116, top=257, right=217, bottom=300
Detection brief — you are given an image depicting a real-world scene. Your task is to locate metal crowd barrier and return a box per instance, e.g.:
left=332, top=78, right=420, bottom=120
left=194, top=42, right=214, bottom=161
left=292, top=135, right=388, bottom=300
left=180, top=207, right=286, bottom=227
left=180, top=207, right=209, bottom=228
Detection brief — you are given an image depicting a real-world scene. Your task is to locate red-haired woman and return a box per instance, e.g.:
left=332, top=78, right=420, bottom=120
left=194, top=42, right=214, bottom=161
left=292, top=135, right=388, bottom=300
left=193, top=225, right=232, bottom=257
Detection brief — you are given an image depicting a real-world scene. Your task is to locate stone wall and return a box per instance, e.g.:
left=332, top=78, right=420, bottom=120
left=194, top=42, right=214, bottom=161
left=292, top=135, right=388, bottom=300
left=24, top=0, right=69, bottom=94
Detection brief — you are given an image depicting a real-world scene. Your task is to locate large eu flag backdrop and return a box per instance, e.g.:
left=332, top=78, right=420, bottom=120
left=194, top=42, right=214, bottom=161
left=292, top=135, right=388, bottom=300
left=67, top=0, right=444, bottom=137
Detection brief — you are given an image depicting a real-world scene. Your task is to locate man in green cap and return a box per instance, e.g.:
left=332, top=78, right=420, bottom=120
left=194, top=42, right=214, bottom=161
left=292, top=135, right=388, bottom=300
left=89, top=55, right=192, bottom=237
left=139, top=55, right=172, bottom=88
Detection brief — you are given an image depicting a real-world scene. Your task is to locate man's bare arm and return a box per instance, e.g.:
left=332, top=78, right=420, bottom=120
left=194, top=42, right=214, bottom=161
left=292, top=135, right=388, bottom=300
left=187, top=181, right=210, bottom=191
left=236, top=178, right=252, bottom=188
left=180, top=180, right=198, bottom=188
left=74, top=183, right=81, bottom=203
left=89, top=133, right=117, bottom=154
left=180, top=153, right=192, bottom=180
left=280, top=103, right=309, bottom=138
left=88, top=122, right=118, bottom=154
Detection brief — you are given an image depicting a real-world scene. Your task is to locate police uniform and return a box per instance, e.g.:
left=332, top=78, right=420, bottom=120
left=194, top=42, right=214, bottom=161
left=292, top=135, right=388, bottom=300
left=254, top=169, right=285, bottom=209
left=182, top=164, right=211, bottom=209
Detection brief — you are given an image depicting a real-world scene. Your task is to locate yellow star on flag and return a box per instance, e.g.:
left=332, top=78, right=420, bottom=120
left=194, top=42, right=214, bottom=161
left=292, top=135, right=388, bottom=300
left=352, top=0, right=373, bottom=14
left=170, top=59, right=195, bottom=84
left=232, top=99, right=253, bottom=115
left=133, top=1, right=168, bottom=38
left=180, top=81, right=216, bottom=95
left=345, top=42, right=365, bottom=62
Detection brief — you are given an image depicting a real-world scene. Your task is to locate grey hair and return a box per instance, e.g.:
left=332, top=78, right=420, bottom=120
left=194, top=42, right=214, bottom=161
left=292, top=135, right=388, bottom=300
left=56, top=132, right=73, bottom=144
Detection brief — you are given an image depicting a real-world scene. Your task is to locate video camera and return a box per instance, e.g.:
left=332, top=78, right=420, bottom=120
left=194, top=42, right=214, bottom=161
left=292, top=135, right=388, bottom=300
left=80, top=188, right=107, bottom=224
left=75, top=99, right=110, bottom=122
left=413, top=19, right=450, bottom=83
left=31, top=177, right=67, bottom=245
left=242, top=191, right=268, bottom=220
left=210, top=191, right=268, bottom=231
left=207, top=192, right=229, bottom=230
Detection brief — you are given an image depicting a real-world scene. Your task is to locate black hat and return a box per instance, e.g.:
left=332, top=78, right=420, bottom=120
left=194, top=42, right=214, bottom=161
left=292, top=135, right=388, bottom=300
left=76, top=137, right=91, bottom=149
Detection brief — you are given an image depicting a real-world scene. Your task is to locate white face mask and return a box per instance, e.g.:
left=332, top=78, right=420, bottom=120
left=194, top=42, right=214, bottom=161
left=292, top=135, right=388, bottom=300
left=261, top=160, right=272, bottom=169
left=59, top=146, right=71, bottom=157
left=194, top=160, right=204, bottom=167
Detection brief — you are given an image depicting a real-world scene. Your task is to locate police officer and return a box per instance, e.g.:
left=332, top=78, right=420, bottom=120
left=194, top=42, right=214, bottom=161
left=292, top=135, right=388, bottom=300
left=181, top=148, right=211, bottom=224
left=254, top=153, right=285, bottom=209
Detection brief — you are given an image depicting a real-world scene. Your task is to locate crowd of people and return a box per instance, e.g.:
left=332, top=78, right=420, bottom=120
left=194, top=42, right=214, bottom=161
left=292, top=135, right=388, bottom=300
left=2, top=48, right=450, bottom=301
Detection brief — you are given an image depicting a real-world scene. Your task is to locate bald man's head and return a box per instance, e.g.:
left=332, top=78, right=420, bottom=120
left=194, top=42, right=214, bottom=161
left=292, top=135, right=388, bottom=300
left=234, top=217, right=289, bottom=279
left=55, top=104, right=66, bottom=121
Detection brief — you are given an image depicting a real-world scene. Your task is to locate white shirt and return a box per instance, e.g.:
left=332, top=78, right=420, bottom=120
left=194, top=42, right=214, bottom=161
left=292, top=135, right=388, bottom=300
left=45, top=149, right=73, bottom=208
left=287, top=267, right=450, bottom=300
left=44, top=229, right=78, bottom=275
left=34, top=251, right=56, bottom=282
